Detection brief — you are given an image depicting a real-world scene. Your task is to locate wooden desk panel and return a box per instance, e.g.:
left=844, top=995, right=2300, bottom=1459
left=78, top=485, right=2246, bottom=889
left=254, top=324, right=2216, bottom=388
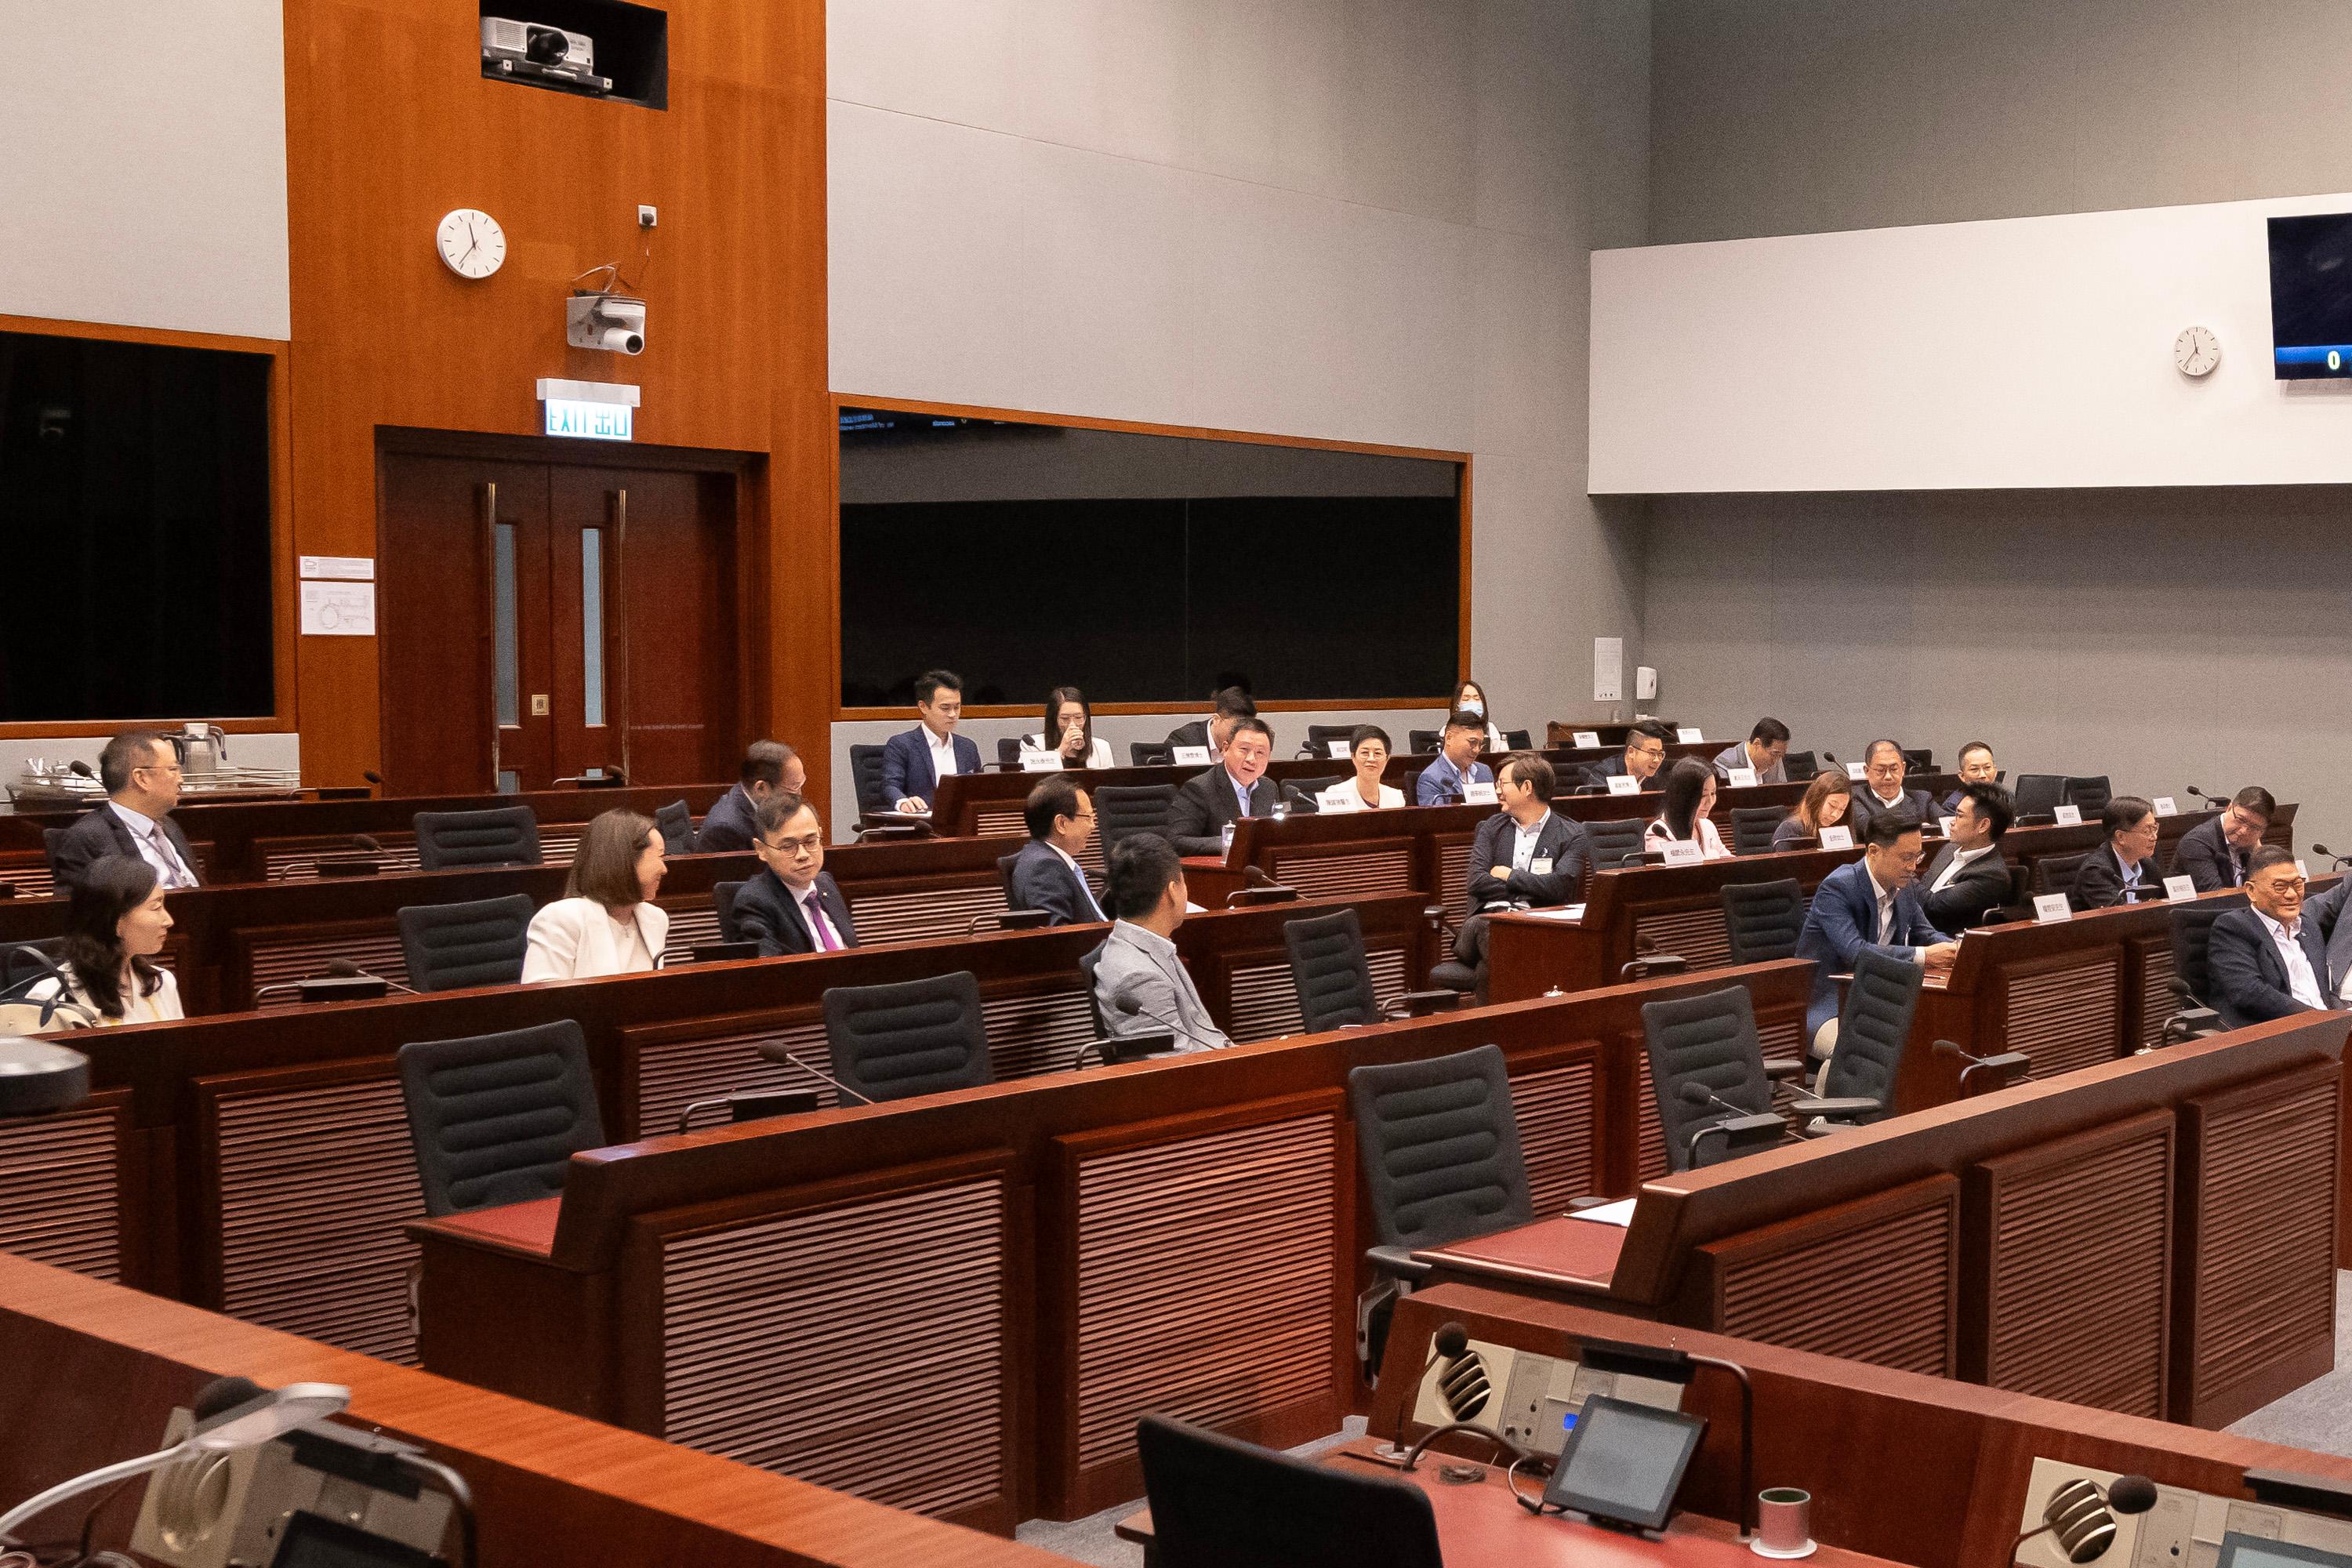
left=0, top=1087, right=135, bottom=1283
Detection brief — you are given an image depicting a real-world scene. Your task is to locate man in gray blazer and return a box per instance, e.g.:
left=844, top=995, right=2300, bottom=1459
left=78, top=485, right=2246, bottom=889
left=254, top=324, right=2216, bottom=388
left=1710, top=718, right=1790, bottom=785
left=1088, top=833, right=1232, bottom=1052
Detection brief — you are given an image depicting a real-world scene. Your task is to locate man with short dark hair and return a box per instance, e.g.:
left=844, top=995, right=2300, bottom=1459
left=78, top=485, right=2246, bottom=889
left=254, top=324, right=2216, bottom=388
left=1166, top=715, right=1277, bottom=855
left=2173, top=786, right=2275, bottom=893
left=731, top=793, right=858, bottom=956
left=1010, top=776, right=1105, bottom=926
left=2208, top=847, right=2334, bottom=1025
left=51, top=729, right=201, bottom=892
left=1846, top=739, right=1937, bottom=836
left=695, top=740, right=806, bottom=853
left=1165, top=686, right=1256, bottom=754
left=1416, top=710, right=1495, bottom=805
left=1450, top=753, right=1592, bottom=989
left=1919, top=782, right=2014, bottom=930
left=1794, top=810, right=1959, bottom=1052
left=1939, top=741, right=1998, bottom=815
left=1090, top=833, right=1232, bottom=1051
left=881, top=670, right=982, bottom=813
left=2069, top=796, right=2161, bottom=909
left=1581, top=719, right=1671, bottom=791
left=1711, top=718, right=1789, bottom=785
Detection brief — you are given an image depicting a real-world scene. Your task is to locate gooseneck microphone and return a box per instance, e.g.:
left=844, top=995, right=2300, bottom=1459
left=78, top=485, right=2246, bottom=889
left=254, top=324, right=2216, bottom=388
left=2010, top=1473, right=2158, bottom=1563
left=321, top=959, right=419, bottom=996
left=67, top=760, right=95, bottom=781
left=2312, top=843, right=2350, bottom=870
left=2185, top=785, right=2223, bottom=809
left=779, top=1051, right=874, bottom=1106
left=1676, top=1082, right=1784, bottom=1161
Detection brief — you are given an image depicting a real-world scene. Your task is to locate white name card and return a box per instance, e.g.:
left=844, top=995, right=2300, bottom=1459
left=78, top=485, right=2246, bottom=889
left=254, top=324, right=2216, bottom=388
left=1676, top=727, right=1704, bottom=743
left=1728, top=767, right=1759, bottom=789
left=1937, top=817, right=1956, bottom=837
left=1020, top=752, right=1063, bottom=771
left=1818, top=826, right=1853, bottom=850
left=1328, top=740, right=1353, bottom=760
left=2164, top=875, right=2198, bottom=901
left=2033, top=893, right=2074, bottom=924
left=2297, top=858, right=2310, bottom=879
left=1661, top=840, right=1704, bottom=865
left=1464, top=781, right=1498, bottom=806
left=1845, top=762, right=1867, bottom=781
left=1572, top=731, right=1602, bottom=748
left=2153, top=797, right=2180, bottom=817
left=1606, top=775, right=1641, bottom=797
left=2053, top=804, right=2083, bottom=826
left=1171, top=746, right=1211, bottom=766
left=1319, top=786, right=1361, bottom=814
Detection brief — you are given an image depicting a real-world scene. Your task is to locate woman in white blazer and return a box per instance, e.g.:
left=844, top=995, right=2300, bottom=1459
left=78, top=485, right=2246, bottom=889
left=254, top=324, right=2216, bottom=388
left=1644, top=758, right=1733, bottom=861
left=1320, top=726, right=1406, bottom=812
left=1022, top=685, right=1116, bottom=770
left=23, top=855, right=182, bottom=1027
left=523, top=809, right=671, bottom=982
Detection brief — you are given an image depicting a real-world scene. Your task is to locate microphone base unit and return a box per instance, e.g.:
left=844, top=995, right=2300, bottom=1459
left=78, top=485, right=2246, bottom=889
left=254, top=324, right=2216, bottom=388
left=313, top=858, right=383, bottom=879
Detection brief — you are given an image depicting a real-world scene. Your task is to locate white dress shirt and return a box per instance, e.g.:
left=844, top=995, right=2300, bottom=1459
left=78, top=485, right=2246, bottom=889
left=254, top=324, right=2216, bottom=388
left=1512, top=811, right=1555, bottom=871
left=1929, top=844, right=1993, bottom=895
left=2256, top=909, right=2326, bottom=1010
left=109, top=802, right=197, bottom=889
left=926, top=728, right=960, bottom=782
left=1862, top=862, right=1929, bottom=962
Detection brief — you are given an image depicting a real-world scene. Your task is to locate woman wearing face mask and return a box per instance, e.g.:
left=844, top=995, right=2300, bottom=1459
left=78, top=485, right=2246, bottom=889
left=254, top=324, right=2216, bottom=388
left=1450, top=679, right=1505, bottom=755
left=28, top=855, right=182, bottom=1025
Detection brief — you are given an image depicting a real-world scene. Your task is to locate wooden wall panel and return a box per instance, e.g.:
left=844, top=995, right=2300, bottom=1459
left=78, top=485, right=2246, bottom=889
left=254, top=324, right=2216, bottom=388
left=1998, top=950, right=2122, bottom=1078
left=1634, top=904, right=1733, bottom=972
left=1510, top=1054, right=1602, bottom=1214
left=1270, top=846, right=1414, bottom=901
left=0, top=1091, right=129, bottom=1282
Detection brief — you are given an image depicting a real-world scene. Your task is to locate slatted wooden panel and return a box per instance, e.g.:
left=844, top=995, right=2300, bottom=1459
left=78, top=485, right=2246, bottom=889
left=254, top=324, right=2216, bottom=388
left=1511, top=1058, right=1599, bottom=1213
left=1070, top=1112, right=1341, bottom=1472
left=1634, top=906, right=1730, bottom=971
left=263, top=827, right=586, bottom=880
left=979, top=987, right=1101, bottom=1079
left=0, top=858, right=56, bottom=900
left=210, top=1073, right=423, bottom=1363
left=971, top=807, right=1111, bottom=873
left=1271, top=848, right=1412, bottom=901
left=846, top=884, right=1005, bottom=946
left=249, top=928, right=412, bottom=1010
left=1998, top=954, right=2121, bottom=1079
left=632, top=1018, right=837, bottom=1137
left=2180, top=1070, right=2339, bottom=1425
left=0, top=1094, right=123, bottom=1279
left=1634, top=1070, right=1667, bottom=1184
left=1224, top=951, right=1406, bottom=1044
left=1974, top=1117, right=2172, bottom=1417
left=2134, top=936, right=2176, bottom=1050
left=1436, top=833, right=1475, bottom=913
left=660, top=904, right=721, bottom=962
left=1706, top=1181, right=1958, bottom=1377
left=662, top=1175, right=1010, bottom=1518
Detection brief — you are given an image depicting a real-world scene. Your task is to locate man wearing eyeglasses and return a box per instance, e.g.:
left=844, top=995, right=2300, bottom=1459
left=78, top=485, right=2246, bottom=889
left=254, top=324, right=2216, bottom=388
left=1010, top=776, right=1107, bottom=926
left=2207, top=847, right=2352, bottom=1025
left=733, top=793, right=859, bottom=956
left=52, top=729, right=202, bottom=892
left=2172, top=786, right=2274, bottom=892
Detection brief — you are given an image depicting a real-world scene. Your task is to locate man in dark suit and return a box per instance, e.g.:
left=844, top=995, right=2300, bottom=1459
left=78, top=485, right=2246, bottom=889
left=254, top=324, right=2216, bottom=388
left=880, top=669, right=982, bottom=814
left=2173, top=786, right=2274, bottom=893
left=1938, top=740, right=1999, bottom=815
left=1163, top=685, right=1254, bottom=755
left=1579, top=719, right=1671, bottom=792
left=1009, top=775, right=1106, bottom=926
left=1452, top=755, right=1592, bottom=985
left=695, top=740, right=805, bottom=854
left=1918, top=782, right=2015, bottom=930
left=1794, top=809, right=1958, bottom=1053
left=50, top=729, right=201, bottom=893
left=2208, top=847, right=2343, bottom=1025
left=2069, top=796, right=2161, bottom=910
left=1165, top=716, right=1277, bottom=856
left=732, top=793, right=858, bottom=956
left=1846, top=739, right=1938, bottom=837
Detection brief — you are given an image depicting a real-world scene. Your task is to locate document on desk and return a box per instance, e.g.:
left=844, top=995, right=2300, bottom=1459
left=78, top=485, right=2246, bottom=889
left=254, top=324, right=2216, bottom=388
left=1575, top=1198, right=1636, bottom=1227
left=1519, top=904, right=1587, bottom=922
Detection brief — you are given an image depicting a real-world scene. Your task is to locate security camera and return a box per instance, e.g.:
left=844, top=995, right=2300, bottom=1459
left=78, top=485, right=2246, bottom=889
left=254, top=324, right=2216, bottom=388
left=567, top=292, right=644, bottom=355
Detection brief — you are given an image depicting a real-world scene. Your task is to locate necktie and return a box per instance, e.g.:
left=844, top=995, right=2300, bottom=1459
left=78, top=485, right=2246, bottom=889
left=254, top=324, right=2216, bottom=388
left=804, top=891, right=839, bottom=951
left=147, top=826, right=188, bottom=888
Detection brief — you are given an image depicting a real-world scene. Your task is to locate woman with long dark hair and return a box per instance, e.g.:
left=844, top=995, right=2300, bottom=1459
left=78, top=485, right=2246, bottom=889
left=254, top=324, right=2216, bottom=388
left=1644, top=757, right=1731, bottom=860
left=1023, top=685, right=1114, bottom=769
left=35, top=855, right=181, bottom=1025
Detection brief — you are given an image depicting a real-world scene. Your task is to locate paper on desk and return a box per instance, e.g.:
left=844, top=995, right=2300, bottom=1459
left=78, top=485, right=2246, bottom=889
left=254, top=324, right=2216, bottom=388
left=1519, top=904, right=1586, bottom=921
left=1575, top=1198, right=1637, bottom=1227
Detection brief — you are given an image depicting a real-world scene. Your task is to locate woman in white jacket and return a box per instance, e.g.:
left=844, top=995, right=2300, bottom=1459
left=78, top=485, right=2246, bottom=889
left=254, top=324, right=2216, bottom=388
left=523, top=809, right=671, bottom=982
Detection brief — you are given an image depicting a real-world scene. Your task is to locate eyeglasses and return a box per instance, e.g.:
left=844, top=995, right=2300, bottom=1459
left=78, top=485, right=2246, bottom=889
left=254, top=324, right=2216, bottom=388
left=762, top=833, right=823, bottom=855
left=2256, top=876, right=2307, bottom=896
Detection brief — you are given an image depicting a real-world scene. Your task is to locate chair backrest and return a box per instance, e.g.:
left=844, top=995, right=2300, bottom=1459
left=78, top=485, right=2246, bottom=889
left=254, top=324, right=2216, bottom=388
left=1502, top=728, right=1532, bottom=751
left=2063, top=775, right=2113, bottom=817
left=1782, top=749, right=1817, bottom=778
left=1719, top=878, right=1804, bottom=965
left=1901, top=747, right=1933, bottom=772
left=1283, top=907, right=1379, bottom=1032
left=1078, top=942, right=1110, bottom=1035
left=653, top=800, right=695, bottom=855
left=0, top=938, right=62, bottom=992
left=395, top=894, right=537, bottom=993
left=848, top=744, right=890, bottom=815
left=1137, top=1414, right=1444, bottom=1568
left=1820, top=949, right=1926, bottom=1118
left=996, top=736, right=1024, bottom=766
left=1586, top=816, right=1649, bottom=870
left=1346, top=1044, right=1533, bottom=1252
left=996, top=851, right=1027, bottom=908
left=2013, top=774, right=2067, bottom=818
left=395, top=1019, right=604, bottom=1217
left=41, top=829, right=70, bottom=877
left=411, top=806, right=543, bottom=872
left=2171, top=897, right=2245, bottom=1007
left=1406, top=728, right=1439, bottom=755
left=1301, top=723, right=1357, bottom=757
left=1097, top=784, right=1178, bottom=849
left=1728, top=805, right=1789, bottom=855
left=712, top=879, right=748, bottom=943
left=2034, top=851, right=2089, bottom=898
left=1129, top=741, right=1174, bottom=768
left=821, top=971, right=994, bottom=1103
left=1641, top=985, right=1772, bottom=1172
left=1283, top=775, right=1345, bottom=811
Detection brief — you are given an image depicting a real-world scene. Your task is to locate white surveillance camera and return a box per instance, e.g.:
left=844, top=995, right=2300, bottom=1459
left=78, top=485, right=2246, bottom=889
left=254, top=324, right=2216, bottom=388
left=568, top=292, right=646, bottom=354
left=599, top=325, right=644, bottom=354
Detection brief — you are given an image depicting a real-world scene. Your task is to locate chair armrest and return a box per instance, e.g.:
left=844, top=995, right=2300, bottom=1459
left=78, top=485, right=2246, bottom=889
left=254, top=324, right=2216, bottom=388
left=1619, top=953, right=1690, bottom=979
left=1791, top=1094, right=1882, bottom=1118
left=1761, top=1058, right=1806, bottom=1081
left=1421, top=903, right=1461, bottom=938
left=1367, top=1245, right=1432, bottom=1283
left=1381, top=990, right=1466, bottom=1019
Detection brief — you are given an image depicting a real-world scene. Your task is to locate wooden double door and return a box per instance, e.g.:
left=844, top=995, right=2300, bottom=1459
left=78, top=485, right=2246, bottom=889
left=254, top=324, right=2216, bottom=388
left=379, top=442, right=743, bottom=795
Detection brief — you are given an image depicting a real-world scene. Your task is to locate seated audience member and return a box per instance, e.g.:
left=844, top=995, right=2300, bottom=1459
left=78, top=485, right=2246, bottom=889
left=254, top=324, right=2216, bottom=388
left=1010, top=776, right=1106, bottom=926
left=1795, top=810, right=1958, bottom=1054
left=1090, top=833, right=1232, bottom=1052
left=2069, top=796, right=2161, bottom=910
left=1846, top=739, right=1937, bottom=836
left=881, top=669, right=982, bottom=813
left=1581, top=720, right=1671, bottom=792
left=734, top=793, right=858, bottom=956
left=1452, top=754, right=1592, bottom=980
left=1166, top=717, right=1276, bottom=855
left=1416, top=710, right=1495, bottom=805
left=1711, top=718, right=1790, bottom=785
left=2207, top=846, right=2352, bottom=1024
left=522, top=811, right=670, bottom=982
left=1645, top=758, right=1733, bottom=860
left=52, top=729, right=201, bottom=892
left=1940, top=740, right=1999, bottom=814
left=2174, top=786, right=2274, bottom=892
left=27, top=855, right=181, bottom=1026
left=1920, top=782, right=2016, bottom=929
left=695, top=739, right=804, bottom=853
left=1024, top=685, right=1115, bottom=770
left=1773, top=771, right=1854, bottom=849
left=1165, top=685, right=1254, bottom=754
left=1322, top=726, right=1404, bottom=812
left=1450, top=678, right=1506, bottom=754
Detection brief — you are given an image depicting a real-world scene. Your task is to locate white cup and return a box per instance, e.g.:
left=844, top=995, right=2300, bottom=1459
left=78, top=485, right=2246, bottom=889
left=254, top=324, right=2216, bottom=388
left=1754, top=1487, right=1814, bottom=1558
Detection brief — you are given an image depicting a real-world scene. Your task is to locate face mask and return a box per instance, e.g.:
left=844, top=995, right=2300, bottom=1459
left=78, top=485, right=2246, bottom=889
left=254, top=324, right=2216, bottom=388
left=1460, top=700, right=1483, bottom=717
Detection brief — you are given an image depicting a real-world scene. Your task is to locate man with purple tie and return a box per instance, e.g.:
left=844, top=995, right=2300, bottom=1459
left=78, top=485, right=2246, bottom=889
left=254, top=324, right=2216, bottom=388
left=734, top=793, right=859, bottom=957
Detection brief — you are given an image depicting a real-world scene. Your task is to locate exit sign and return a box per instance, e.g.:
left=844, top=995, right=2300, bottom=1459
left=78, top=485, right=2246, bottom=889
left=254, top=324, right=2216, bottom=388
left=545, top=398, right=633, bottom=441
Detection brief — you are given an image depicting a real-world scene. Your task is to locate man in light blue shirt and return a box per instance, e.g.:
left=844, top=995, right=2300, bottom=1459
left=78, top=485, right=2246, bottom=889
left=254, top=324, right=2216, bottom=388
left=1416, top=710, right=1494, bottom=806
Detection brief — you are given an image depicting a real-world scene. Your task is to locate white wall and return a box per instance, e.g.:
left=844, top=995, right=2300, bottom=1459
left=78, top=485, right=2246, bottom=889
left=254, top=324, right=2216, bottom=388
left=1592, top=189, right=2352, bottom=495
left=825, top=0, right=1653, bottom=822
left=0, top=0, right=290, bottom=340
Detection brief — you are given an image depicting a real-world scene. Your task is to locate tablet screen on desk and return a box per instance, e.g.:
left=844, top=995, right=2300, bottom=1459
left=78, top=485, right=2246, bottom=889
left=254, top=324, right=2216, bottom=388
left=2217, top=1537, right=2352, bottom=1568
left=1541, top=1394, right=1705, bottom=1531
left=270, top=1512, right=439, bottom=1568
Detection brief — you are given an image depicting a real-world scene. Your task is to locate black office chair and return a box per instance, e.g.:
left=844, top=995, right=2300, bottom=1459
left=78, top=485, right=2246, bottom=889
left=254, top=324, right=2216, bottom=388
left=1282, top=775, right=1345, bottom=813
left=844, top=744, right=891, bottom=816
left=1586, top=817, right=1648, bottom=870
left=2166, top=898, right=2242, bottom=1038
left=1501, top=728, right=1532, bottom=751
left=395, top=1019, right=604, bottom=1217
left=1406, top=729, right=1439, bottom=755
left=1641, top=985, right=1819, bottom=1171
left=2034, top=851, right=2089, bottom=900
left=0, top=938, right=63, bottom=993
left=412, top=806, right=543, bottom=872
left=1077, top=942, right=1112, bottom=1035
left=995, top=736, right=1025, bottom=767
left=1720, top=877, right=1804, bottom=965
left=819, top=971, right=995, bottom=1104
left=1129, top=741, right=1175, bottom=767
left=653, top=800, right=696, bottom=855
left=1347, top=1044, right=1532, bottom=1377
left=1782, top=750, right=1818, bottom=779
left=1901, top=748, right=1933, bottom=772
left=1300, top=723, right=1358, bottom=760
left=1728, top=805, right=1788, bottom=856
left=2063, top=775, right=2113, bottom=817
left=1137, top=1413, right=1444, bottom=1568
left=2013, top=774, right=2067, bottom=820
left=395, top=894, right=536, bottom=993
left=1283, top=908, right=1454, bottom=1032
left=1097, top=783, right=1179, bottom=850
left=1802, top=949, right=1926, bottom=1131
left=712, top=879, right=748, bottom=943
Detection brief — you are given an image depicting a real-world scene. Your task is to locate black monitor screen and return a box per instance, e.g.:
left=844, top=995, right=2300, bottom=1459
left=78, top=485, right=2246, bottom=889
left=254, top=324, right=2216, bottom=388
left=2267, top=214, right=2352, bottom=379
left=2217, top=1535, right=2352, bottom=1568
left=269, top=1512, right=438, bottom=1568
left=1541, top=1393, right=1706, bottom=1530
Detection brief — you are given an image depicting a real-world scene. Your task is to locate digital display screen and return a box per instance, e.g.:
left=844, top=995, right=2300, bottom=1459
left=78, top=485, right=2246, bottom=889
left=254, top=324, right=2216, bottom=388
left=2267, top=214, right=2352, bottom=379
left=1542, top=1394, right=1706, bottom=1531
left=268, top=1512, right=439, bottom=1568
left=2217, top=1534, right=2352, bottom=1568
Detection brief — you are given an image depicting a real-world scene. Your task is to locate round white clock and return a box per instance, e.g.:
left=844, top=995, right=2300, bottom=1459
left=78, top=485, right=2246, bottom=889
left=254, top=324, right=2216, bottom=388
left=2174, top=325, right=2220, bottom=377
left=435, top=209, right=506, bottom=280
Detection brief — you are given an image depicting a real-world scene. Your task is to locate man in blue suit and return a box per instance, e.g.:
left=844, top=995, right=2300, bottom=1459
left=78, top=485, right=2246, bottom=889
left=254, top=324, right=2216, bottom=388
left=880, top=669, right=982, bottom=813
left=2208, top=847, right=2352, bottom=1025
left=1009, top=775, right=1107, bottom=926
left=1416, top=710, right=1494, bottom=805
left=1794, top=808, right=1960, bottom=1056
